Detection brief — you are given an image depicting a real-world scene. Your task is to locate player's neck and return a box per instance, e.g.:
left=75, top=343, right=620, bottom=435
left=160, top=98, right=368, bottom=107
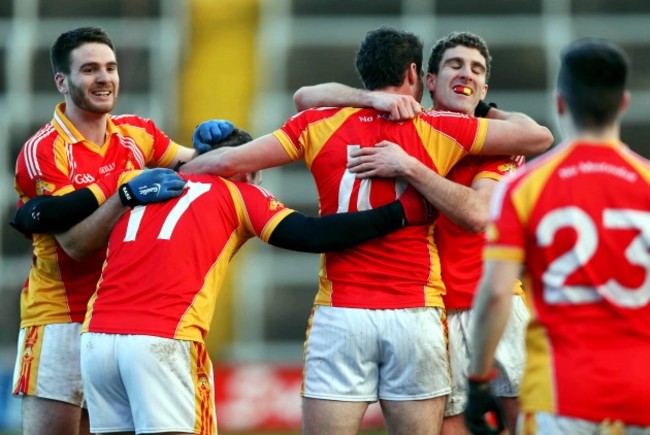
left=573, top=125, right=620, bottom=144
left=380, top=83, right=419, bottom=101
left=64, top=105, right=108, bottom=146
left=562, top=117, right=620, bottom=145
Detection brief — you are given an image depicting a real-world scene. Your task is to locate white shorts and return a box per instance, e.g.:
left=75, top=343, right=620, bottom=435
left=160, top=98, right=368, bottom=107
left=518, top=411, right=650, bottom=435
left=446, top=295, right=529, bottom=416
left=12, top=323, right=85, bottom=407
left=302, top=305, right=450, bottom=402
left=80, top=333, right=216, bottom=434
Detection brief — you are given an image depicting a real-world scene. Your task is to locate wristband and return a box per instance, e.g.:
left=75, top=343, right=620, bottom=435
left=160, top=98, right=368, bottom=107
left=118, top=183, right=138, bottom=207
left=468, top=369, right=499, bottom=383
left=173, top=160, right=186, bottom=172
left=474, top=100, right=498, bottom=118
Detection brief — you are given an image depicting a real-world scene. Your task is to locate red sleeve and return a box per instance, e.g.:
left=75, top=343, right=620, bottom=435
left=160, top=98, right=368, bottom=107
left=232, top=182, right=295, bottom=242
left=419, top=111, right=487, bottom=154
left=144, top=117, right=176, bottom=164
left=274, top=107, right=343, bottom=159
left=475, top=155, right=526, bottom=182
left=484, top=180, right=526, bottom=262
left=14, top=129, right=72, bottom=199
left=112, top=115, right=178, bottom=167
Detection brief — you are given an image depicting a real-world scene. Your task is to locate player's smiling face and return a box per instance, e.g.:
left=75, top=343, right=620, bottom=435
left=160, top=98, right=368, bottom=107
left=60, top=42, right=119, bottom=115
left=427, top=45, right=488, bottom=115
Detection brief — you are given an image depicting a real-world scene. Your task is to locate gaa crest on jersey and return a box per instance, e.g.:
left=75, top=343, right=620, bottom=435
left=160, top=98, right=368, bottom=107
left=35, top=178, right=54, bottom=195
left=498, top=162, right=518, bottom=174
left=267, top=197, right=285, bottom=211
left=485, top=223, right=499, bottom=242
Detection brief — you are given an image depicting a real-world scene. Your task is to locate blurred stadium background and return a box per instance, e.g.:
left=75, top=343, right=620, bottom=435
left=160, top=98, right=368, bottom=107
left=1, top=0, right=650, bottom=433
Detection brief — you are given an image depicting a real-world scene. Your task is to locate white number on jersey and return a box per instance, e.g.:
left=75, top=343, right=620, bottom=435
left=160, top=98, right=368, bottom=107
left=538, top=206, right=650, bottom=307
left=124, top=181, right=211, bottom=241
left=337, top=145, right=407, bottom=213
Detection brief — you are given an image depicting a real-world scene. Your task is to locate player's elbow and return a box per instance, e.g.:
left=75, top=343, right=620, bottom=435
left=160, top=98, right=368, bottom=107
left=454, top=200, right=490, bottom=233
left=57, top=236, right=100, bottom=262
left=527, top=126, right=554, bottom=155
left=466, top=216, right=488, bottom=234
left=460, top=210, right=489, bottom=234
left=293, top=87, right=312, bottom=112
left=60, top=244, right=91, bottom=262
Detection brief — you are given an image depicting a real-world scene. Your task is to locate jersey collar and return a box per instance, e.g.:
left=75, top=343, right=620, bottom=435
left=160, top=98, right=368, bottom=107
left=51, top=102, right=117, bottom=145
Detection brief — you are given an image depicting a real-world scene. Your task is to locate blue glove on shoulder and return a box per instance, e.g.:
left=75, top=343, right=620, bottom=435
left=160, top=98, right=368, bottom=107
left=118, top=168, right=187, bottom=207
left=192, top=119, right=234, bottom=154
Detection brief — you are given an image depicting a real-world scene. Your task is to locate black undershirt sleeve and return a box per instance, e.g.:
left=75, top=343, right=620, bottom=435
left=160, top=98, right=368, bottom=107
left=268, top=200, right=406, bottom=253
left=10, top=188, right=100, bottom=235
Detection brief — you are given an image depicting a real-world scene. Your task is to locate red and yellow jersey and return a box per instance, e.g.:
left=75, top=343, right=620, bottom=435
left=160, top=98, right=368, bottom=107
left=82, top=173, right=293, bottom=342
left=273, top=107, right=487, bottom=309
left=485, top=140, right=650, bottom=424
left=14, top=103, right=180, bottom=326
left=437, top=155, right=524, bottom=309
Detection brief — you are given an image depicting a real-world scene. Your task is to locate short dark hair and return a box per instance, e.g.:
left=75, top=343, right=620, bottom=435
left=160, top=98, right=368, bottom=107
left=50, top=27, right=115, bottom=74
left=427, top=32, right=492, bottom=81
left=211, top=128, right=253, bottom=149
left=355, top=27, right=423, bottom=91
left=558, top=38, right=629, bottom=129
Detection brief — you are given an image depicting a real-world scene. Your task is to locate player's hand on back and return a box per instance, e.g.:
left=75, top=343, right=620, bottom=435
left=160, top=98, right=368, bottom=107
left=370, top=91, right=422, bottom=121
left=398, top=185, right=437, bottom=225
left=119, top=168, right=187, bottom=207
left=348, top=140, right=413, bottom=178
left=192, top=119, right=234, bottom=154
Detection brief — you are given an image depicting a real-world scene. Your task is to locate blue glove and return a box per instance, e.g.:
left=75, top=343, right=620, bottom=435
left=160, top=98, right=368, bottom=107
left=118, top=168, right=187, bottom=207
left=192, top=119, right=234, bottom=154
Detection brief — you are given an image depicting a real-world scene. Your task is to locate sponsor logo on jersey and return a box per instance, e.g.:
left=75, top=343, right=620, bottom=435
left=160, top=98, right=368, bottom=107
left=485, top=223, right=499, bottom=242
left=99, top=162, right=116, bottom=174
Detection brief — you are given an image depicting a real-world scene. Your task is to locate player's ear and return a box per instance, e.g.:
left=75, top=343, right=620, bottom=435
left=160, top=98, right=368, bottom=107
left=426, top=72, right=436, bottom=93
left=247, top=171, right=262, bottom=185
left=406, top=62, right=420, bottom=86
left=55, top=72, right=67, bottom=94
left=480, top=83, right=489, bottom=100
left=555, top=91, right=565, bottom=115
left=619, top=90, right=630, bottom=113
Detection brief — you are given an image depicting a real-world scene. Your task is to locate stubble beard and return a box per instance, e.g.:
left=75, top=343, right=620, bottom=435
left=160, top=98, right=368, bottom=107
left=68, top=80, right=116, bottom=115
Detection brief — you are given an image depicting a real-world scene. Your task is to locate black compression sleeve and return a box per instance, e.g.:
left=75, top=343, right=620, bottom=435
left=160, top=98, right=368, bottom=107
left=267, top=200, right=406, bottom=253
left=10, top=188, right=100, bottom=235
